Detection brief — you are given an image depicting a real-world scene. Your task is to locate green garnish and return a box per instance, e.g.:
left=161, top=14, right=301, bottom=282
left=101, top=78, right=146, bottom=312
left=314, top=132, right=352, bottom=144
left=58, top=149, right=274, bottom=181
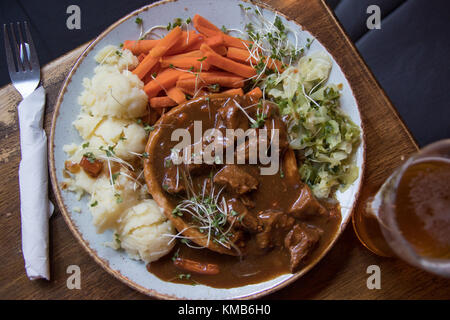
left=111, top=172, right=120, bottom=185
left=100, top=145, right=115, bottom=157
left=172, top=207, right=183, bottom=217
left=250, top=109, right=266, bottom=128
left=197, top=56, right=207, bottom=62
left=82, top=142, right=89, bottom=149
left=90, top=200, right=98, bottom=207
left=171, top=248, right=180, bottom=261
left=142, top=152, right=149, bottom=159
left=83, top=152, right=96, bottom=163
left=114, top=193, right=123, bottom=204
left=144, top=124, right=154, bottom=133
left=164, top=158, right=172, bottom=168
left=178, top=273, right=191, bottom=280
left=180, top=238, right=191, bottom=245
left=208, top=83, right=220, bottom=92
left=135, top=17, right=143, bottom=25
left=114, top=233, right=121, bottom=245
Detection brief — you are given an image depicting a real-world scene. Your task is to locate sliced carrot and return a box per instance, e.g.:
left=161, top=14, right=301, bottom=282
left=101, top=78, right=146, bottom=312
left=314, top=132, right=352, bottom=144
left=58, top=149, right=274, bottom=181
left=174, top=257, right=220, bottom=275
left=193, top=14, right=251, bottom=49
left=193, top=14, right=221, bottom=32
left=176, top=71, right=244, bottom=93
left=227, top=47, right=284, bottom=72
left=222, top=88, right=244, bottom=96
left=213, top=45, right=227, bottom=56
left=149, top=96, right=177, bottom=108
left=180, top=71, right=245, bottom=86
left=164, top=50, right=204, bottom=60
left=227, top=47, right=258, bottom=64
left=149, top=26, right=183, bottom=57
left=160, top=56, right=210, bottom=71
left=165, top=31, right=203, bottom=56
left=137, top=53, right=147, bottom=63
left=201, top=44, right=256, bottom=78
left=222, top=35, right=252, bottom=49
left=245, top=87, right=262, bottom=99
left=144, top=68, right=184, bottom=98
left=167, top=87, right=187, bottom=104
left=133, top=56, right=158, bottom=79
left=205, top=34, right=224, bottom=48
left=133, top=27, right=183, bottom=80
left=123, top=39, right=159, bottom=55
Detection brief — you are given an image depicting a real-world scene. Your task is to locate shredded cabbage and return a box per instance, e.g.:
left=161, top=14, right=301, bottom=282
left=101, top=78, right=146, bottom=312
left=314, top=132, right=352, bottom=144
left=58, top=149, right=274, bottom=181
left=264, top=51, right=361, bottom=199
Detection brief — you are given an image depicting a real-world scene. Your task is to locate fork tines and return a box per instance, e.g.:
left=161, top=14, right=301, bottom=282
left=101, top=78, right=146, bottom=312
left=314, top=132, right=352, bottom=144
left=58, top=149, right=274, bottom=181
left=3, top=21, right=39, bottom=74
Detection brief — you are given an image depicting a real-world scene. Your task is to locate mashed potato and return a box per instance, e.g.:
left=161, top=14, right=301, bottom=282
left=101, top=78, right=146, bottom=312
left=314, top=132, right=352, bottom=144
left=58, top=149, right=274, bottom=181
left=78, top=45, right=148, bottom=119
left=117, top=200, right=175, bottom=263
left=63, top=45, right=175, bottom=263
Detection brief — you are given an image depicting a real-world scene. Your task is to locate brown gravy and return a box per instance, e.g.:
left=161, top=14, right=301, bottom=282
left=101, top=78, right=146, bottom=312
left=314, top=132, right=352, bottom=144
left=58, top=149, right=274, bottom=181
left=145, top=96, right=342, bottom=288
left=149, top=202, right=340, bottom=288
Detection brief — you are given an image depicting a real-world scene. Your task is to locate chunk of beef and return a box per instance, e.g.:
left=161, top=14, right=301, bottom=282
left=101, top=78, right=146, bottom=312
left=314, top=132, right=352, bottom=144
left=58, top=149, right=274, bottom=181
left=226, top=198, right=261, bottom=233
left=162, top=165, right=185, bottom=194
left=79, top=156, right=103, bottom=178
left=240, top=194, right=255, bottom=208
left=284, top=223, right=323, bottom=272
left=246, top=100, right=279, bottom=119
left=185, top=162, right=211, bottom=175
left=288, top=185, right=328, bottom=218
left=234, top=130, right=264, bottom=164
left=282, top=149, right=329, bottom=218
left=282, top=148, right=301, bottom=181
left=263, top=116, right=289, bottom=151
left=216, top=100, right=249, bottom=131
left=255, top=210, right=295, bottom=249
left=214, top=165, right=259, bottom=195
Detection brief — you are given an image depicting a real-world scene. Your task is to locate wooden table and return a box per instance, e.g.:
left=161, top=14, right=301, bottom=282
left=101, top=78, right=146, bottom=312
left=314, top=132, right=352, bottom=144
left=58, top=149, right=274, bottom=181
left=1, top=0, right=449, bottom=300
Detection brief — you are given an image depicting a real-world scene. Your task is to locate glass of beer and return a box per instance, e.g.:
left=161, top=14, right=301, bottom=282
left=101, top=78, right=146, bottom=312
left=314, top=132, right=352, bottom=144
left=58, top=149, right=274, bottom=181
left=353, top=139, right=450, bottom=277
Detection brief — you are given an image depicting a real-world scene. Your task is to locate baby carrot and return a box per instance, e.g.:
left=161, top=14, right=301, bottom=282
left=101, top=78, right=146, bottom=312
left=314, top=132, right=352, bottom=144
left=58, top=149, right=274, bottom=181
left=144, top=68, right=184, bottom=98
left=149, top=96, right=177, bottom=108
left=133, top=26, right=183, bottom=79
left=202, top=50, right=256, bottom=78
left=167, top=87, right=187, bottom=104
left=123, top=39, right=159, bottom=55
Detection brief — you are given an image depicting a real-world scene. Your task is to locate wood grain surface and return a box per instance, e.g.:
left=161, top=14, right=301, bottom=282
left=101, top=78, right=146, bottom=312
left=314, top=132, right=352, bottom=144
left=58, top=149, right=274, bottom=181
left=1, top=0, right=449, bottom=299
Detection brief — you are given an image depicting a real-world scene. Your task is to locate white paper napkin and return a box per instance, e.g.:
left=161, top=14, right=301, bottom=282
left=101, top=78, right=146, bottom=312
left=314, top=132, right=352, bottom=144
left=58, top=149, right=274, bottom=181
left=18, top=86, right=53, bottom=280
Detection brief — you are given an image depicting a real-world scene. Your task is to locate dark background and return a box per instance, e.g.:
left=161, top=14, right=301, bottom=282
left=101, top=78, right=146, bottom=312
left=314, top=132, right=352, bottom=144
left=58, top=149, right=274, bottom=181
left=1, top=0, right=449, bottom=146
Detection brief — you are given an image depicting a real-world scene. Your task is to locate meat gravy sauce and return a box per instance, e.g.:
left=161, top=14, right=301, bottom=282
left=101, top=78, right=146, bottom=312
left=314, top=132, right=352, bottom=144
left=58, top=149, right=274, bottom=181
left=145, top=96, right=341, bottom=288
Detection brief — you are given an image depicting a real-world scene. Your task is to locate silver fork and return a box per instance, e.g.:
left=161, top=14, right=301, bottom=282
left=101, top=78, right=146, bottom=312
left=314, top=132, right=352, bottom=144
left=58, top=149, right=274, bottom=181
left=4, top=22, right=51, bottom=281
left=3, top=21, right=40, bottom=98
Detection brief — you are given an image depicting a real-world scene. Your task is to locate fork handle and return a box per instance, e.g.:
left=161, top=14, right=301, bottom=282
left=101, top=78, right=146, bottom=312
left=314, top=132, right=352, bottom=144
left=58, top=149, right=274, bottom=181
left=17, top=86, right=51, bottom=280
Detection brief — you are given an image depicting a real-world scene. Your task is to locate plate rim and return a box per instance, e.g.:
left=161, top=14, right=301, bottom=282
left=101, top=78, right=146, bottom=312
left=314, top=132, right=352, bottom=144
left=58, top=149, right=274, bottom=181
left=49, top=0, right=366, bottom=300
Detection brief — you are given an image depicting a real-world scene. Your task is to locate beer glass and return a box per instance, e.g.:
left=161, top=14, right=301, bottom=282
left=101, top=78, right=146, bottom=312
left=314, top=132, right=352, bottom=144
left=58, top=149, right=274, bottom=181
left=353, top=139, right=450, bottom=277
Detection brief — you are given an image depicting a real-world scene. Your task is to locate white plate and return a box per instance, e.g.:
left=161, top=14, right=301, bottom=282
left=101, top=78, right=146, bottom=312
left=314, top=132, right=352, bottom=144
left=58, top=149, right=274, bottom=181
left=50, top=0, right=365, bottom=299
